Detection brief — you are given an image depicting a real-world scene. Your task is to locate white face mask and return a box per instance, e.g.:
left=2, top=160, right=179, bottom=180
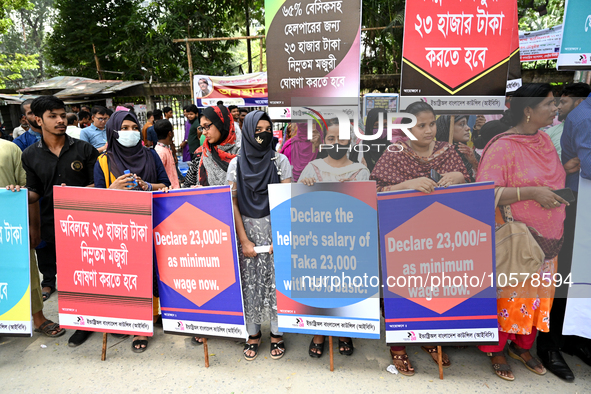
left=116, top=130, right=141, bottom=147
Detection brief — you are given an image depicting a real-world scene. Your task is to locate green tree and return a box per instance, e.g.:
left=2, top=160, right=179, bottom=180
left=0, top=0, right=55, bottom=88
left=0, top=0, right=39, bottom=88
left=361, top=0, right=405, bottom=77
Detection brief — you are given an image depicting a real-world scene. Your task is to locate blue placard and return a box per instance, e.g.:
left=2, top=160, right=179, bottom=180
left=269, top=182, right=381, bottom=339
left=0, top=189, right=31, bottom=336
left=153, top=186, right=246, bottom=339
left=378, top=182, right=498, bottom=345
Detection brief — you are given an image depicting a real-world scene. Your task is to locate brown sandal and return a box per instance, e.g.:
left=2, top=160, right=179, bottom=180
left=488, top=351, right=515, bottom=381
left=508, top=342, right=546, bottom=375
left=390, top=349, right=415, bottom=376
left=421, top=346, right=451, bottom=368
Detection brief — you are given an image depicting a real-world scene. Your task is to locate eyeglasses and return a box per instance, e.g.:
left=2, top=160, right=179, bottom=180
left=198, top=123, right=213, bottom=132
left=95, top=117, right=109, bottom=122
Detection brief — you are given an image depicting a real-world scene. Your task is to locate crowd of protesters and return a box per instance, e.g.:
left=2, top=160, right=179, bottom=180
left=2, top=82, right=591, bottom=382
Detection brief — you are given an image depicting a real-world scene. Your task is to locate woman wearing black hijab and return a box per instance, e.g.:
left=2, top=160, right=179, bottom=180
left=94, top=110, right=170, bottom=190
left=94, top=110, right=170, bottom=353
left=227, top=110, right=292, bottom=361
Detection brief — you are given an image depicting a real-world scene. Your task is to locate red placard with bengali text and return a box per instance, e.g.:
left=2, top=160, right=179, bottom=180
left=54, top=187, right=153, bottom=336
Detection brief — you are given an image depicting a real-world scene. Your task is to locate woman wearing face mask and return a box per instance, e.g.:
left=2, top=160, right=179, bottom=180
left=435, top=115, right=480, bottom=181
left=298, top=118, right=369, bottom=358
left=370, top=101, right=471, bottom=376
left=227, top=110, right=292, bottom=361
left=299, top=118, right=369, bottom=184
left=94, top=110, right=171, bottom=353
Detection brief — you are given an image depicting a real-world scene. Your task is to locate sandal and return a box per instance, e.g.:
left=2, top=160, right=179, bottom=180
left=390, top=349, right=415, bottom=376
left=309, top=336, right=325, bottom=358
left=270, top=333, right=285, bottom=360
left=421, top=346, right=451, bottom=368
left=243, top=331, right=262, bottom=361
left=191, top=336, right=204, bottom=346
left=131, top=337, right=148, bottom=353
left=338, top=337, right=354, bottom=356
left=508, top=342, right=546, bottom=375
left=487, top=351, right=515, bottom=381
left=34, top=320, right=66, bottom=338
left=42, top=287, right=56, bottom=302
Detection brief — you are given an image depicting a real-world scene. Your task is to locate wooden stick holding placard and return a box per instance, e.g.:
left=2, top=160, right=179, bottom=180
left=448, top=116, right=455, bottom=144
left=101, top=332, right=107, bottom=361
left=203, top=338, right=210, bottom=368
left=437, top=345, right=444, bottom=379
left=329, top=336, right=334, bottom=371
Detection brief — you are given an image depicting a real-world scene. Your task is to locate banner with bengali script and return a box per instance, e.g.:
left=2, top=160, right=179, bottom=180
left=269, top=182, right=380, bottom=339
left=519, top=25, right=562, bottom=62
left=193, top=72, right=268, bottom=108
left=54, top=187, right=153, bottom=336
left=0, top=190, right=31, bottom=336
left=557, top=0, right=591, bottom=70
left=563, top=177, right=591, bottom=339
left=153, top=187, right=246, bottom=340
left=378, top=183, right=498, bottom=345
left=400, top=0, right=518, bottom=113
left=265, top=0, right=362, bottom=120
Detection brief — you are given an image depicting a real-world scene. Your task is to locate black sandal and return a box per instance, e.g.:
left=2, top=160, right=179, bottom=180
left=42, top=287, right=56, bottom=302
left=309, top=336, right=325, bottom=358
left=508, top=342, right=546, bottom=375
left=131, top=337, right=148, bottom=353
left=270, top=333, right=286, bottom=360
left=243, top=331, right=262, bottom=361
left=191, top=336, right=204, bottom=346
left=339, top=338, right=354, bottom=356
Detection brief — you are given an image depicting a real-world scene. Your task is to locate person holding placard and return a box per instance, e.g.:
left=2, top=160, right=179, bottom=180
left=299, top=117, right=370, bottom=358
left=477, top=83, right=568, bottom=381
left=435, top=115, right=480, bottom=181
left=94, top=109, right=171, bottom=353
left=227, top=110, right=292, bottom=361
left=184, top=105, right=239, bottom=189
left=370, top=101, right=471, bottom=375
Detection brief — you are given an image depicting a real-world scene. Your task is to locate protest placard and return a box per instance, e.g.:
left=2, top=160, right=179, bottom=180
left=269, top=182, right=380, bottom=339
left=265, top=0, right=362, bottom=120
left=378, top=183, right=498, bottom=345
left=0, top=189, right=31, bottom=336
left=153, top=186, right=246, bottom=340
left=400, top=0, right=518, bottom=113
left=54, top=187, right=153, bottom=336
left=563, top=177, right=591, bottom=339
left=557, top=0, right=591, bottom=70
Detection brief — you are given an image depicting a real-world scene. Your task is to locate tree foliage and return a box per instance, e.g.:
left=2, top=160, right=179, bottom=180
left=0, top=0, right=39, bottom=88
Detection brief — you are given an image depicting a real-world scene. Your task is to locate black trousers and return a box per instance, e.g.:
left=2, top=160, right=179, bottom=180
left=36, top=242, right=57, bottom=290
left=537, top=194, right=577, bottom=351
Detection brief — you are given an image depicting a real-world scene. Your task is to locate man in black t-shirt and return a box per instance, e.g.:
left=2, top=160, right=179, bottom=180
left=7, top=95, right=99, bottom=347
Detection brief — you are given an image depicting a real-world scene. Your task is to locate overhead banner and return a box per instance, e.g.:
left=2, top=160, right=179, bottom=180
left=269, top=182, right=380, bottom=339
left=54, top=187, right=153, bottom=336
left=0, top=190, right=31, bottom=337
left=363, top=93, right=399, bottom=121
left=563, top=177, right=591, bottom=339
left=153, top=187, right=246, bottom=340
left=400, top=0, right=517, bottom=113
left=519, top=25, right=562, bottom=62
left=378, top=183, right=498, bottom=345
left=557, top=0, right=591, bottom=70
left=193, top=72, right=268, bottom=108
left=265, top=0, right=362, bottom=120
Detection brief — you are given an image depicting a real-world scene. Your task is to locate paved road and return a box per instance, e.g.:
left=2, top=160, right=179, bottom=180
left=2, top=294, right=591, bottom=393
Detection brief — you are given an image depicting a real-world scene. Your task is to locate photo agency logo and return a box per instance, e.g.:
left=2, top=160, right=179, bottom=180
left=291, top=105, right=418, bottom=154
